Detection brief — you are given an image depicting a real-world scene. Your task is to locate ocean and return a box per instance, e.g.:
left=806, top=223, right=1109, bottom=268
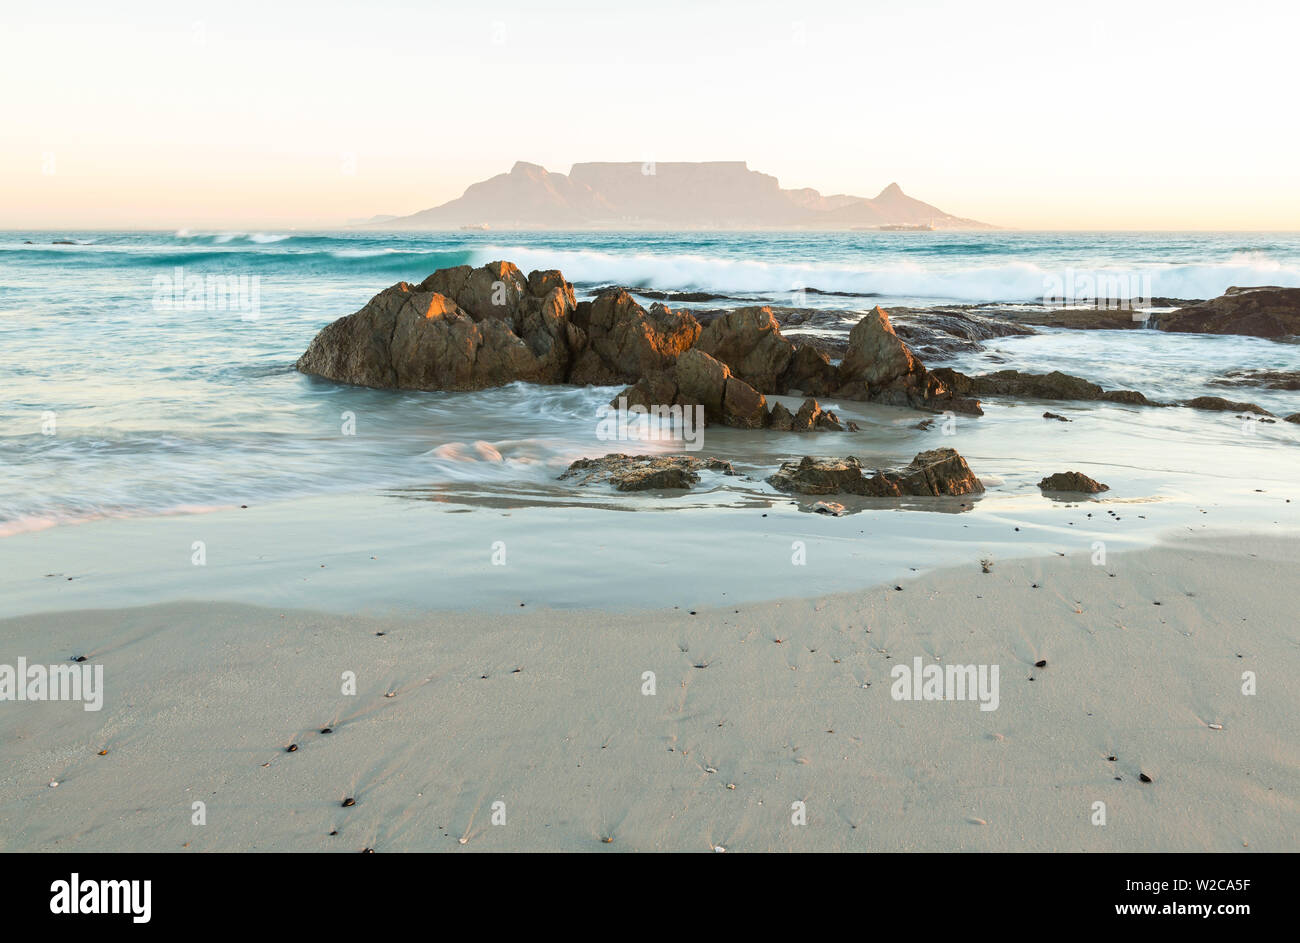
left=2, top=229, right=1299, bottom=536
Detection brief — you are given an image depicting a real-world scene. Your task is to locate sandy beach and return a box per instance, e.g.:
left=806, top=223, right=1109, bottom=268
left=3, top=525, right=1295, bottom=853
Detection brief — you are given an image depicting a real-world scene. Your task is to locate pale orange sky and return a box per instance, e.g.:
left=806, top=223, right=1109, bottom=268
left=3, top=0, right=1298, bottom=230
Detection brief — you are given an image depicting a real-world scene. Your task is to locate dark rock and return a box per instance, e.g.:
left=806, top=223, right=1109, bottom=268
left=560, top=454, right=736, bottom=492
left=767, top=402, right=795, bottom=431
left=781, top=343, right=841, bottom=396
left=1151, top=286, right=1300, bottom=338
left=767, top=448, right=984, bottom=497
left=1209, top=369, right=1300, bottom=391
left=1286, top=413, right=1300, bottom=424
left=1038, top=471, right=1109, bottom=493
left=1183, top=396, right=1273, bottom=416
left=1043, top=412, right=1070, bottom=422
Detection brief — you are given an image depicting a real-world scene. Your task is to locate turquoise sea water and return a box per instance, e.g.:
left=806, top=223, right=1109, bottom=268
left=2, top=229, right=1299, bottom=534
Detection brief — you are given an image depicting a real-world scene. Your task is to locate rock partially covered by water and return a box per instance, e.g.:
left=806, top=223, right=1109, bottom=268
left=767, top=398, right=847, bottom=432
left=1285, top=413, right=1300, bottom=423
left=560, top=454, right=736, bottom=491
left=781, top=344, right=841, bottom=396
left=1182, top=395, right=1274, bottom=416
left=933, top=367, right=1154, bottom=405
left=1038, top=471, right=1109, bottom=493
left=1151, top=286, right=1300, bottom=338
left=833, top=307, right=982, bottom=415
left=767, top=448, right=984, bottom=497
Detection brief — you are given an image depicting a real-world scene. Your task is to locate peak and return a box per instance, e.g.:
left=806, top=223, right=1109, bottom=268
left=877, top=182, right=904, bottom=198
left=510, top=161, right=549, bottom=176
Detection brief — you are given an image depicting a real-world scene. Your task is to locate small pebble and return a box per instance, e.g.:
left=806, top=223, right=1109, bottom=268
left=1208, top=723, right=1223, bottom=730
left=1139, top=772, right=1153, bottom=784
left=341, top=797, right=356, bottom=807
left=320, top=727, right=332, bottom=734
left=1034, top=659, right=1047, bottom=668
left=285, top=744, right=298, bottom=753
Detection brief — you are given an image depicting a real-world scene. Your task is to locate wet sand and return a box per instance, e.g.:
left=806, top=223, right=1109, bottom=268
left=2, top=532, right=1295, bottom=852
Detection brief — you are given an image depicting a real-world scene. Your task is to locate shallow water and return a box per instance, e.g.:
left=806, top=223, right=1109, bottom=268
left=1, top=229, right=1298, bottom=535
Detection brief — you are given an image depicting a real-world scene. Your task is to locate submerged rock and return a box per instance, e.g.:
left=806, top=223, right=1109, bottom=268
left=1150, top=286, right=1300, bottom=338
left=1286, top=413, right=1300, bottom=424
left=1038, top=471, right=1109, bottom=494
left=1183, top=396, right=1273, bottom=416
left=767, top=448, right=984, bottom=497
left=1209, top=369, right=1300, bottom=391
left=932, top=367, right=1154, bottom=406
left=560, top=454, right=737, bottom=491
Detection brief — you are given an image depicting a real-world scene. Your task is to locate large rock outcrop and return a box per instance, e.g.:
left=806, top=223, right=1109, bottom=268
left=1150, top=287, right=1300, bottom=338
left=767, top=448, right=984, bottom=497
left=298, top=263, right=984, bottom=422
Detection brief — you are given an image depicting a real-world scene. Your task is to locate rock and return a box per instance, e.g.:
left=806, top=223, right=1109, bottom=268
left=890, top=307, right=1038, bottom=357
left=1043, top=412, right=1070, bottom=422
left=792, top=398, right=844, bottom=432
left=1183, top=396, right=1273, bottom=416
left=570, top=290, right=700, bottom=383
left=560, top=454, right=736, bottom=491
left=1038, top=472, right=1109, bottom=494
left=1209, top=369, right=1300, bottom=391
left=693, top=306, right=794, bottom=393
left=767, top=448, right=984, bottom=497
left=1151, top=286, right=1300, bottom=338
left=812, top=501, right=846, bottom=516
left=767, top=402, right=795, bottom=431
left=835, top=307, right=982, bottom=415
left=608, top=348, right=769, bottom=429
left=781, top=344, right=841, bottom=396
left=1286, top=413, right=1300, bottom=424
left=934, top=367, right=1157, bottom=406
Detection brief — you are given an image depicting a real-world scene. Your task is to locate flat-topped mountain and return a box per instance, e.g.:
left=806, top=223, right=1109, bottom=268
left=369, top=161, right=993, bottom=230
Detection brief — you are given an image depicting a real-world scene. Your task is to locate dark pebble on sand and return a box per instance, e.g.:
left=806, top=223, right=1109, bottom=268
left=1139, top=772, right=1153, bottom=783
left=320, top=727, right=332, bottom=734
left=1108, top=756, right=1116, bottom=761
left=285, top=744, right=298, bottom=753
left=1034, top=659, right=1047, bottom=668
left=73, top=655, right=87, bottom=662
left=329, top=829, right=338, bottom=836
left=894, top=586, right=903, bottom=591
left=342, top=797, right=356, bottom=807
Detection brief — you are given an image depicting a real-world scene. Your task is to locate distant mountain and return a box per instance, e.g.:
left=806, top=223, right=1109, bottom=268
left=367, top=161, right=994, bottom=230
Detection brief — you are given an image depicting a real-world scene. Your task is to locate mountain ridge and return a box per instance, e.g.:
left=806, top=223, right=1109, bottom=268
left=367, top=161, right=995, bottom=230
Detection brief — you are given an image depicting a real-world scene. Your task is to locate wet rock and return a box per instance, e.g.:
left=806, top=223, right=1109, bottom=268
left=614, top=348, right=769, bottom=429
left=767, top=401, right=795, bottom=431
left=693, top=306, right=794, bottom=393
left=792, top=398, right=844, bottom=432
left=781, top=343, right=841, bottom=396
left=1209, top=369, right=1300, bottom=391
left=1286, top=413, right=1300, bottom=424
left=767, top=448, right=984, bottom=497
left=1038, top=471, right=1109, bottom=494
left=1183, top=395, right=1274, bottom=416
left=812, top=500, right=846, bottom=516
left=560, top=454, right=736, bottom=491
left=1150, top=286, right=1300, bottom=338
left=1043, top=412, right=1070, bottom=422
left=835, top=307, right=982, bottom=415
left=934, top=367, right=1156, bottom=406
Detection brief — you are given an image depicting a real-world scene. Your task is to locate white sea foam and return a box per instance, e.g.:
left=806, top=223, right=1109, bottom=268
left=472, top=245, right=1300, bottom=301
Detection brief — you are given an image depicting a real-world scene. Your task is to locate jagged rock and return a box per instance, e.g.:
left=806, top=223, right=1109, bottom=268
left=570, top=290, right=700, bottom=383
left=768, top=402, right=795, bottom=431
left=560, top=454, right=736, bottom=492
left=1099, top=389, right=1154, bottom=405
left=781, top=343, right=841, bottom=396
left=1038, top=472, right=1109, bottom=494
left=610, top=348, right=769, bottom=429
left=790, top=398, right=844, bottom=431
left=1183, top=396, right=1273, bottom=416
left=1150, top=287, right=1300, bottom=338
left=694, top=306, right=794, bottom=393
left=890, top=308, right=1038, bottom=357
left=767, top=448, right=984, bottom=497
left=834, top=307, right=982, bottom=415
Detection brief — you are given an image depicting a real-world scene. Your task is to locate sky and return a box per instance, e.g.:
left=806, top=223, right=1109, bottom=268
left=2, top=0, right=1298, bottom=230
